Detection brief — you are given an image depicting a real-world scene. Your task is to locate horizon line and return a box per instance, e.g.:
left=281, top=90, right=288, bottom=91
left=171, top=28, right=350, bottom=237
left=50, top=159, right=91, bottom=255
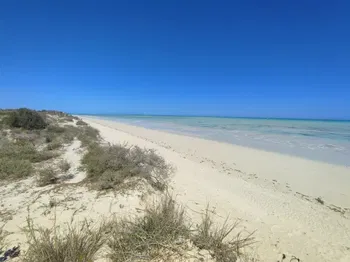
left=74, top=113, right=350, bottom=122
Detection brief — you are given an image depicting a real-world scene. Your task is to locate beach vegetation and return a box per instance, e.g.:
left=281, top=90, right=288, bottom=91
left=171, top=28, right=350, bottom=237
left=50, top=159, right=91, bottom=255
left=107, top=194, right=190, bottom=261
left=76, top=120, right=87, bottom=126
left=59, top=160, right=71, bottom=172
left=37, top=167, right=58, bottom=187
left=0, top=157, right=33, bottom=181
left=192, top=205, right=255, bottom=262
left=6, top=108, right=47, bottom=130
left=315, top=197, right=325, bottom=205
left=81, top=143, right=171, bottom=191
left=23, top=218, right=106, bottom=262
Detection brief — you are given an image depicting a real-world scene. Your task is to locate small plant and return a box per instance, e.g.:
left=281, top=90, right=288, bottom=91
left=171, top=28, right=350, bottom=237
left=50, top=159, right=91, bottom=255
left=59, top=160, right=71, bottom=172
left=192, top=206, right=255, bottom=262
left=45, top=135, right=53, bottom=143
left=23, top=217, right=106, bottom=262
left=46, top=140, right=63, bottom=151
left=37, top=168, right=58, bottom=186
left=108, top=195, right=189, bottom=261
left=315, top=197, right=325, bottom=205
left=76, top=120, right=87, bottom=126
left=6, top=108, right=47, bottom=130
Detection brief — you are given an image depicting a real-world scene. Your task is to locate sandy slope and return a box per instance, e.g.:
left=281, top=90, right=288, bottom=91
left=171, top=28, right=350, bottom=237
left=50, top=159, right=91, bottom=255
left=81, top=116, right=350, bottom=262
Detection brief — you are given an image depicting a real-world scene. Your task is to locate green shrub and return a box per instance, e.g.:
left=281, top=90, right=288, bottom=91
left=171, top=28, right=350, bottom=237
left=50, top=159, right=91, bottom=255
left=81, top=144, right=171, bottom=191
left=108, top=195, right=189, bottom=262
left=23, top=218, right=106, bottom=262
left=0, top=157, right=33, bottom=180
left=7, top=108, right=47, bottom=130
left=37, top=168, right=58, bottom=186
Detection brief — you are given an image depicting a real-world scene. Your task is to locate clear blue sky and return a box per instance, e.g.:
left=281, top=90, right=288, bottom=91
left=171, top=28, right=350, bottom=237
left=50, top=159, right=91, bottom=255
left=0, top=1, right=349, bottom=119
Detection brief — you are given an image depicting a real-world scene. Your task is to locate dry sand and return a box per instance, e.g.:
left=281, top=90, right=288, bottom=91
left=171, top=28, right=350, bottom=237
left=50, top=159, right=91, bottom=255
left=79, top=116, right=350, bottom=262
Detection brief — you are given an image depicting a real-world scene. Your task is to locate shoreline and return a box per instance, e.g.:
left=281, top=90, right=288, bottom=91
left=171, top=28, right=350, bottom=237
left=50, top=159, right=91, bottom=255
left=80, top=115, right=350, bottom=262
left=90, top=115, right=350, bottom=167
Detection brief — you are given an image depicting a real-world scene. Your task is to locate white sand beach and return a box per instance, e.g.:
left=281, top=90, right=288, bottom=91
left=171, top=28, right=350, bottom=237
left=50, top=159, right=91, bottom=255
left=80, top=116, right=350, bottom=262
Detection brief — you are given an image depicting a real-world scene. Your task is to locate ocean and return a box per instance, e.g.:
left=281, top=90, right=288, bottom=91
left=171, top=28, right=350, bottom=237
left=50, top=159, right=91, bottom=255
left=97, top=115, right=350, bottom=166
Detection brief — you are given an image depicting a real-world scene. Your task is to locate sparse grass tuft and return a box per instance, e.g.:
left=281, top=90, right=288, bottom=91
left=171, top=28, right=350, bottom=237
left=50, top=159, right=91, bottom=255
left=108, top=195, right=189, bottom=261
left=59, top=160, right=71, bottom=172
left=81, top=143, right=171, bottom=191
left=192, top=206, right=255, bottom=262
left=23, top=217, right=106, bottom=262
left=37, top=168, right=58, bottom=187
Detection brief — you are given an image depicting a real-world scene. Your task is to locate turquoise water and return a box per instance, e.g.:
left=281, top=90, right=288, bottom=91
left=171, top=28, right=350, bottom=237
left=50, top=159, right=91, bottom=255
left=97, top=115, right=350, bottom=166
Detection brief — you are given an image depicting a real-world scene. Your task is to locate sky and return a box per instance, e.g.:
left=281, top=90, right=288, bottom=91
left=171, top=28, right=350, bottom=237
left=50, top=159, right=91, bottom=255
left=0, top=1, right=349, bottom=119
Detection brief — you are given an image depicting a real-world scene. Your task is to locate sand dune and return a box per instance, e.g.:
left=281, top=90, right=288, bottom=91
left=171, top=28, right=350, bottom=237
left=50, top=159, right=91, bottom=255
left=81, top=116, right=350, bottom=262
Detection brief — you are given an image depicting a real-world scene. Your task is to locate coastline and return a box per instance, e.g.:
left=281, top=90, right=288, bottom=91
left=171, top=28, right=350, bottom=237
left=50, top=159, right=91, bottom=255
left=80, top=115, right=350, bottom=262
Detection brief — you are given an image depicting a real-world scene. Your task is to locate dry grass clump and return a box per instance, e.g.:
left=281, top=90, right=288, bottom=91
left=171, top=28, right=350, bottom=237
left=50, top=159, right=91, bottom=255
left=192, top=206, right=255, bottom=262
left=23, top=218, right=106, bottom=262
left=37, top=168, right=58, bottom=187
left=81, top=143, right=171, bottom=191
left=107, top=195, right=189, bottom=262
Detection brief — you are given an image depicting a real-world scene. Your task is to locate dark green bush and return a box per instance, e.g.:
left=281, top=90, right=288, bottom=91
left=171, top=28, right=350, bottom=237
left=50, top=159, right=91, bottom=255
left=7, top=108, right=47, bottom=130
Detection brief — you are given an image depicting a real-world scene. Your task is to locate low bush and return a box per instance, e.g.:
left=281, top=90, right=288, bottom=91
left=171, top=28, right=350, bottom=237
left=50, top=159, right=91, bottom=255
left=108, top=195, right=189, bottom=261
left=37, top=168, right=58, bottom=186
left=6, top=108, right=47, bottom=130
left=23, top=218, right=106, bottom=262
left=81, top=143, right=171, bottom=191
left=0, top=157, right=33, bottom=180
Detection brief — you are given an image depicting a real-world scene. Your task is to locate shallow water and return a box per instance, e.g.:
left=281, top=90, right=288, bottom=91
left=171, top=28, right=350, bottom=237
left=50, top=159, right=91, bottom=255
left=96, top=115, right=350, bottom=166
